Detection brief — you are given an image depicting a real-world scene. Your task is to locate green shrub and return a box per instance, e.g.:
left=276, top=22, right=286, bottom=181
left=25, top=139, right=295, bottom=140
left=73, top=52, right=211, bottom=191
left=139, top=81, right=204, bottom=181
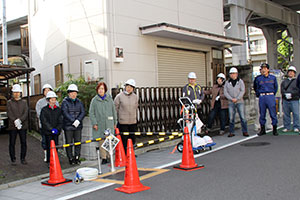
left=54, top=74, right=102, bottom=115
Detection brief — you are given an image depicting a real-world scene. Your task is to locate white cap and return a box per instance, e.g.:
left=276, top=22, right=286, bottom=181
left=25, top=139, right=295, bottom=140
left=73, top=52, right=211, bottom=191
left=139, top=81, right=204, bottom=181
left=217, top=73, right=226, bottom=79
left=125, top=79, right=136, bottom=87
left=46, top=91, right=58, bottom=99
left=229, top=67, right=238, bottom=74
left=188, top=72, right=197, bottom=79
left=67, top=84, right=78, bottom=92
left=203, top=136, right=213, bottom=144
left=42, top=84, right=53, bottom=90
left=12, top=84, right=22, bottom=92
left=288, top=66, right=297, bottom=73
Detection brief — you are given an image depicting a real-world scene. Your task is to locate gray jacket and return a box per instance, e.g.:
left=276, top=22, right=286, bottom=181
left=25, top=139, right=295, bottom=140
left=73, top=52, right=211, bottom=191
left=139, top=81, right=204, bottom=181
left=281, top=77, right=299, bottom=101
left=36, top=97, right=59, bottom=128
left=224, top=78, right=245, bottom=103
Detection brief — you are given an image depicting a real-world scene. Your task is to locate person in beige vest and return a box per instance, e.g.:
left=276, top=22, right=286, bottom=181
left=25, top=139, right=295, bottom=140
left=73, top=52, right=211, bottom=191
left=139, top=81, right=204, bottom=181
left=114, top=79, right=138, bottom=153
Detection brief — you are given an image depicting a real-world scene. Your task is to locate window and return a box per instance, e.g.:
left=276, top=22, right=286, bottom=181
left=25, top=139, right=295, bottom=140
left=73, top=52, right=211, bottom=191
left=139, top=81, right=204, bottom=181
left=212, top=49, right=223, bottom=59
left=54, top=63, right=63, bottom=87
left=34, top=74, right=41, bottom=94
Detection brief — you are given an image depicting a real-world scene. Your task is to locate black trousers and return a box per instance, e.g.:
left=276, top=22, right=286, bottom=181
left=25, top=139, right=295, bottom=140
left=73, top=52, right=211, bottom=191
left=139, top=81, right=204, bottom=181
left=207, top=101, right=227, bottom=131
left=9, top=130, right=27, bottom=161
left=64, top=130, right=82, bottom=159
left=40, top=128, right=47, bottom=150
left=119, top=124, right=137, bottom=154
left=45, top=134, right=58, bottom=163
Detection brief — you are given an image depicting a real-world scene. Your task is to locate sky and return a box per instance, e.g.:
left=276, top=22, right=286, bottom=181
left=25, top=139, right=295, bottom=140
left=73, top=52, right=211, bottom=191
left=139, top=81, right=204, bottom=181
left=0, top=0, right=28, bottom=22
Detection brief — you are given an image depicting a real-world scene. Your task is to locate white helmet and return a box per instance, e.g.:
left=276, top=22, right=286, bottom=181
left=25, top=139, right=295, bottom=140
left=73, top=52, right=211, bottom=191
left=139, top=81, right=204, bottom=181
left=125, top=79, right=136, bottom=87
left=188, top=72, right=197, bottom=79
left=288, top=66, right=297, bottom=73
left=203, top=136, right=213, bottom=144
left=229, top=67, right=238, bottom=74
left=67, top=84, right=78, bottom=92
left=217, top=73, right=226, bottom=79
left=46, top=91, right=58, bottom=99
left=42, top=84, right=53, bottom=91
left=12, top=84, right=22, bottom=92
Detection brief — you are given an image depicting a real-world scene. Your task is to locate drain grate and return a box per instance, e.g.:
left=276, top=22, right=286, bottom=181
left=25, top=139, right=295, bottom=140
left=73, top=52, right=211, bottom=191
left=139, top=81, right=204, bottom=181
left=241, top=142, right=271, bottom=147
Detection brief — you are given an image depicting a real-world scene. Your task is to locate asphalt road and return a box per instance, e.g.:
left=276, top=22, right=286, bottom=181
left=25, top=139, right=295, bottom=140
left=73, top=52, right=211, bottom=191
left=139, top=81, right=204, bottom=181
left=72, top=135, right=300, bottom=200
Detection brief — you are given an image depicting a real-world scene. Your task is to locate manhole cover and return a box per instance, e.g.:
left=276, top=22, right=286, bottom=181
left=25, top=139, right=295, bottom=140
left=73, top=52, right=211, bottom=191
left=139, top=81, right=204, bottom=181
left=241, top=142, right=270, bottom=147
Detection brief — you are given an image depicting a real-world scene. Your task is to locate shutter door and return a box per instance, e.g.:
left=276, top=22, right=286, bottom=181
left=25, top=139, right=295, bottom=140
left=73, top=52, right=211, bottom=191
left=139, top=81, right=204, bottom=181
left=157, top=46, right=206, bottom=87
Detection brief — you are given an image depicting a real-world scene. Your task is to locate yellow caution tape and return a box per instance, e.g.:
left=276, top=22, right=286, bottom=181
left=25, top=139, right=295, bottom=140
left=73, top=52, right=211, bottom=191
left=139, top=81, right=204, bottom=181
left=137, top=143, right=144, bottom=147
left=74, top=142, right=81, bottom=146
left=169, top=135, right=174, bottom=139
left=148, top=140, right=154, bottom=144
left=123, top=132, right=130, bottom=135
left=135, top=132, right=141, bottom=135
left=159, top=138, right=165, bottom=142
left=63, top=144, right=70, bottom=147
left=146, top=132, right=153, bottom=135
left=85, top=140, right=92, bottom=143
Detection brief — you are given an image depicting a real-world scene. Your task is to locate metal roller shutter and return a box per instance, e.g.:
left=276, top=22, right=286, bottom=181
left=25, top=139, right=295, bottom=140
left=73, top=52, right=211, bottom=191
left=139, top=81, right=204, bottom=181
left=157, top=46, right=206, bottom=87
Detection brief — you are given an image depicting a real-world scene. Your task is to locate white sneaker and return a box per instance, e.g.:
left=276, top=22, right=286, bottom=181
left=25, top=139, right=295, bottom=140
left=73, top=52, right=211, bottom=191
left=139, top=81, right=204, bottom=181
left=294, top=128, right=299, bottom=132
left=282, top=128, right=289, bottom=132
left=44, top=150, right=47, bottom=162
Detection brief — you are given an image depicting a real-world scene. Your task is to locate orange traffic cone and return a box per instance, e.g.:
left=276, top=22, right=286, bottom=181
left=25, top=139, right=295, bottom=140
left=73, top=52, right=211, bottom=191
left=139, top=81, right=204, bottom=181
left=42, top=140, right=72, bottom=187
left=115, top=128, right=126, bottom=167
left=174, top=127, right=204, bottom=171
left=115, top=139, right=150, bottom=194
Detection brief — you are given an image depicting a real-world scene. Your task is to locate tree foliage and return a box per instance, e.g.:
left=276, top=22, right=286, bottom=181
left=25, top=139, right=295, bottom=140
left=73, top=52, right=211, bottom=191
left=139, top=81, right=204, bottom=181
left=277, top=30, right=293, bottom=70
left=54, top=74, right=102, bottom=115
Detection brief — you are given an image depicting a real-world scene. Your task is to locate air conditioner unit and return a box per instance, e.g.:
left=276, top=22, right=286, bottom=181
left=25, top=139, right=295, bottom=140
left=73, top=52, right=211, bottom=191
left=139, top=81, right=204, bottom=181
left=84, top=59, right=99, bottom=81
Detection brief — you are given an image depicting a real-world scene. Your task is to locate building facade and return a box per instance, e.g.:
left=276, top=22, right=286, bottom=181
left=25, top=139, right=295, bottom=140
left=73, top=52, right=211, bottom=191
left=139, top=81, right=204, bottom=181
left=29, top=0, right=242, bottom=94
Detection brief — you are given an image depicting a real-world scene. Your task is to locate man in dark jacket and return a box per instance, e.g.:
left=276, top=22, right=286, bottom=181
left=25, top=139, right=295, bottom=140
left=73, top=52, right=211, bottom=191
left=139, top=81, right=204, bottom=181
left=40, top=91, right=63, bottom=164
left=61, top=84, right=85, bottom=165
left=281, top=66, right=300, bottom=133
left=7, top=84, right=28, bottom=165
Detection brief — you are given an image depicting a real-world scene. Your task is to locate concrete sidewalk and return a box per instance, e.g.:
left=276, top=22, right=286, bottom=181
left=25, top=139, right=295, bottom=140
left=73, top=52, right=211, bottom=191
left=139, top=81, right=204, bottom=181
left=0, top=121, right=269, bottom=200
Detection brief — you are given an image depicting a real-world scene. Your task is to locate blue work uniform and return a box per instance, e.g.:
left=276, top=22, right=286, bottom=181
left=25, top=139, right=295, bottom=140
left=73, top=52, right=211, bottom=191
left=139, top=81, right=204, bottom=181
left=253, top=74, right=278, bottom=126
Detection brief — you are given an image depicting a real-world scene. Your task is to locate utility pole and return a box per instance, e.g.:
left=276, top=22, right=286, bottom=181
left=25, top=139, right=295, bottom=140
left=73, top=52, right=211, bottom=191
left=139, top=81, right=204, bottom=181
left=2, top=0, right=8, bottom=65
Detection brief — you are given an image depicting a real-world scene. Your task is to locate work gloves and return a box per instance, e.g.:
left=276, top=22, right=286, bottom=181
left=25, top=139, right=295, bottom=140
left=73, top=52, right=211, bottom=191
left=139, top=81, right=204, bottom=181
left=285, top=93, right=292, bottom=99
left=14, top=119, right=22, bottom=130
left=72, top=119, right=80, bottom=128
left=192, top=99, right=202, bottom=105
left=215, top=96, right=220, bottom=101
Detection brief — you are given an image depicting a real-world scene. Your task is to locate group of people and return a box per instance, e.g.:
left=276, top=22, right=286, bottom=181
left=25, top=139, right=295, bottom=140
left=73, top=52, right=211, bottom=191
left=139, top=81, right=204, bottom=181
left=184, top=63, right=299, bottom=138
left=7, top=63, right=300, bottom=165
left=8, top=79, right=138, bottom=166
left=183, top=68, right=249, bottom=137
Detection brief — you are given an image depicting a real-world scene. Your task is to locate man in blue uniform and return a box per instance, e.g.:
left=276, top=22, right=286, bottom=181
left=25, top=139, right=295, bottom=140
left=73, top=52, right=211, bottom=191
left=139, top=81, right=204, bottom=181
left=253, top=63, right=278, bottom=136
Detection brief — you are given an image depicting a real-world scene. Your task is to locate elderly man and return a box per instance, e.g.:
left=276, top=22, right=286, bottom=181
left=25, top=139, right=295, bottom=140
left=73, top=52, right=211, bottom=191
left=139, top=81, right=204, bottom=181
left=281, top=66, right=299, bottom=133
left=254, top=63, right=278, bottom=136
left=224, top=67, right=248, bottom=137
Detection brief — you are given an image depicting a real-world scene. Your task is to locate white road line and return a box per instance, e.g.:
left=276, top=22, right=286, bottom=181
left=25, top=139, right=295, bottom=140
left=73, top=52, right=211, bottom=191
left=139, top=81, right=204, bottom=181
left=57, top=126, right=282, bottom=200
left=155, top=134, right=258, bottom=169
left=55, top=183, right=115, bottom=200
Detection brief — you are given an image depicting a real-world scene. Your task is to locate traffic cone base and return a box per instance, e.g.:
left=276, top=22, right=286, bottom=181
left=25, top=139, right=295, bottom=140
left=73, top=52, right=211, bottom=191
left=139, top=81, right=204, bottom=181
left=115, top=184, right=151, bottom=194
left=41, top=179, right=72, bottom=187
left=41, top=140, right=72, bottom=187
left=115, top=128, right=127, bottom=167
left=115, top=139, right=150, bottom=194
left=173, top=164, right=204, bottom=171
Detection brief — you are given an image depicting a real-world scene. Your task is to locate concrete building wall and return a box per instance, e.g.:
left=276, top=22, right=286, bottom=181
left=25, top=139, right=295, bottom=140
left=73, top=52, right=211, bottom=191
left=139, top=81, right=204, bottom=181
left=29, top=0, right=224, bottom=91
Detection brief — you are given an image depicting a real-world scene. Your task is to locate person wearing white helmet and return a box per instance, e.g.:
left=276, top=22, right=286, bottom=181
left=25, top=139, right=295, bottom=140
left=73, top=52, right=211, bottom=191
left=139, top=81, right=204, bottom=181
left=7, top=84, right=29, bottom=165
left=40, top=91, right=63, bottom=165
left=224, top=67, right=249, bottom=137
left=61, top=84, right=85, bottom=165
left=281, top=65, right=300, bottom=133
left=114, top=79, right=138, bottom=153
left=204, top=73, right=228, bottom=135
left=183, top=72, right=205, bottom=119
left=35, top=83, right=58, bottom=162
